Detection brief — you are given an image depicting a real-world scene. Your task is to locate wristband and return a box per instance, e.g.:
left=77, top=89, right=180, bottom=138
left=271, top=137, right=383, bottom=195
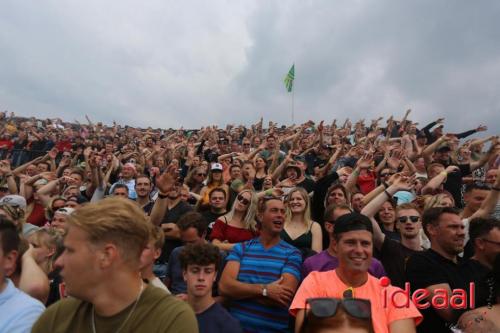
left=440, top=171, right=448, bottom=177
left=384, top=190, right=393, bottom=198
left=382, top=181, right=389, bottom=189
left=4, top=173, right=13, bottom=178
left=157, top=193, right=168, bottom=199
left=492, top=187, right=500, bottom=192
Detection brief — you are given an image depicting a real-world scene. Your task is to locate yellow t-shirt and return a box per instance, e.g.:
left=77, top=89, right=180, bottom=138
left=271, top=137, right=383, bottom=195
left=32, top=284, right=198, bottom=333
left=290, top=270, right=422, bottom=333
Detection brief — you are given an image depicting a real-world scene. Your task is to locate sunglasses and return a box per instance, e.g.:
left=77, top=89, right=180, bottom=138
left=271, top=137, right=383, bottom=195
left=398, top=216, right=420, bottom=223
left=197, top=173, right=206, bottom=177
left=237, top=194, right=250, bottom=205
left=380, top=172, right=395, bottom=177
left=303, top=296, right=372, bottom=326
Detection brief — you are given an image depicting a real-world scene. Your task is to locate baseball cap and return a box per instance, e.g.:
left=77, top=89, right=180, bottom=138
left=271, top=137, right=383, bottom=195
left=293, top=155, right=306, bottom=163
left=211, top=163, right=223, bottom=171
left=0, top=195, right=27, bottom=209
left=285, top=162, right=302, bottom=176
left=333, top=213, right=373, bottom=237
left=437, top=144, right=451, bottom=152
left=55, top=207, right=75, bottom=216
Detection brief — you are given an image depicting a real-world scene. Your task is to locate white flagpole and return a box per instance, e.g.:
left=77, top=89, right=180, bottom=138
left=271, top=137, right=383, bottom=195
left=292, top=85, right=295, bottom=124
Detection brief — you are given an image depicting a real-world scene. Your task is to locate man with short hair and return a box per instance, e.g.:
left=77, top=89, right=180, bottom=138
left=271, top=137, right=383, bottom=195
left=165, top=211, right=209, bottom=297
left=291, top=213, right=422, bottom=333
left=135, top=174, right=154, bottom=214
left=180, top=243, right=243, bottom=333
left=462, top=183, right=492, bottom=219
left=220, top=196, right=302, bottom=332
left=202, top=188, right=227, bottom=224
left=109, top=162, right=137, bottom=199
left=32, top=197, right=197, bottom=332
left=459, top=217, right=500, bottom=308
left=302, top=204, right=386, bottom=279
left=361, top=176, right=424, bottom=288
left=111, top=183, right=129, bottom=197
left=351, top=191, right=365, bottom=213
left=406, top=207, right=469, bottom=333
left=0, top=216, right=45, bottom=333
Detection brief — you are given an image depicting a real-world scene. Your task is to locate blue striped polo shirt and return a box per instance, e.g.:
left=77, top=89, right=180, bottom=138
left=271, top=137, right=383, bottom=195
left=226, top=238, right=302, bottom=332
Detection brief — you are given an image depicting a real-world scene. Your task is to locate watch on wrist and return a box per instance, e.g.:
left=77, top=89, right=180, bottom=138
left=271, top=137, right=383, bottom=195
left=262, top=285, right=268, bottom=297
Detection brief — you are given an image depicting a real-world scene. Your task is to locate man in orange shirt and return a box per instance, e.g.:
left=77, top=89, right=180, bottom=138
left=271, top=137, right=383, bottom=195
left=290, top=212, right=422, bottom=333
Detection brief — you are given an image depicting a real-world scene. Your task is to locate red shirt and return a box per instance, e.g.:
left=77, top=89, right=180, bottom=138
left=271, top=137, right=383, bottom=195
left=55, top=140, right=72, bottom=152
left=210, top=218, right=257, bottom=244
left=357, top=170, right=377, bottom=194
left=27, top=201, right=47, bottom=226
left=0, top=139, right=13, bottom=150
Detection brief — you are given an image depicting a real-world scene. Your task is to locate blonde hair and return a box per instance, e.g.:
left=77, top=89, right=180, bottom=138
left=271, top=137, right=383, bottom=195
left=285, top=187, right=312, bottom=227
left=66, top=197, right=150, bottom=266
left=423, top=193, right=455, bottom=210
left=31, top=228, right=64, bottom=271
left=224, top=189, right=257, bottom=232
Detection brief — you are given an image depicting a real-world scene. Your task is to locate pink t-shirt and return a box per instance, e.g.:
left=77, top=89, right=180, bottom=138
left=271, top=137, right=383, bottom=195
left=290, top=270, right=422, bottom=333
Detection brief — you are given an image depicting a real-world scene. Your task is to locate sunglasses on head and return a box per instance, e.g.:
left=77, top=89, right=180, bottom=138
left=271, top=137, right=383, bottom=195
left=237, top=194, right=250, bottom=205
left=398, top=215, right=420, bottom=223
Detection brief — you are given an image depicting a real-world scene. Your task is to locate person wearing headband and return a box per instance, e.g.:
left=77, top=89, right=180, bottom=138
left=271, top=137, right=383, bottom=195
left=290, top=213, right=422, bottom=333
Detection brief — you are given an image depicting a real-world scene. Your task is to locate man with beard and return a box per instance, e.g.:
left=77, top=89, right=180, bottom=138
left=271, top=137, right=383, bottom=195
left=135, top=174, right=154, bottom=215
left=406, top=207, right=468, bottom=333
left=150, top=167, right=193, bottom=277
left=219, top=196, right=302, bottom=332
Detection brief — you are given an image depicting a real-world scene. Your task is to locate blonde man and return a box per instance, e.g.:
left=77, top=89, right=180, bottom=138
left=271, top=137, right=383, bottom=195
left=32, top=197, right=197, bottom=333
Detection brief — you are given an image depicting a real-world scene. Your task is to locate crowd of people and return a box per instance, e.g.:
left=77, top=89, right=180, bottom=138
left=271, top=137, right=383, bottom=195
left=0, top=109, right=499, bottom=333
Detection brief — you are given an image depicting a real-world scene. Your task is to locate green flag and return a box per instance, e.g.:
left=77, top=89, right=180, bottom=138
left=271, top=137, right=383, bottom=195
left=284, top=64, right=294, bottom=92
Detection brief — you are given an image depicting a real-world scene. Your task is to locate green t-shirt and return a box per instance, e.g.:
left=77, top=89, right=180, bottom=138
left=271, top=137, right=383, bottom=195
left=32, top=284, right=198, bottom=333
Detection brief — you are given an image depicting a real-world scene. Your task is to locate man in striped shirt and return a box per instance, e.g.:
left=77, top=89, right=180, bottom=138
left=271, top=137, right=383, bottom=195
left=220, top=196, right=302, bottom=332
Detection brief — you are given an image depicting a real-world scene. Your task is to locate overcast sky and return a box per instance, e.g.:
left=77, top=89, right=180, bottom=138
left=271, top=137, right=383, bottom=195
left=1, top=1, right=499, bottom=135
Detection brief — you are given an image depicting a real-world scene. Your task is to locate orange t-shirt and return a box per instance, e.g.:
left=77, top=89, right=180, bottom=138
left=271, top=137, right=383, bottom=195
left=290, top=270, right=422, bottom=333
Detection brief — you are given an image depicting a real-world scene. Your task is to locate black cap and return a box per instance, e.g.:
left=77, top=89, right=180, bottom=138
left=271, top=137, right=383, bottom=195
left=333, top=213, right=373, bottom=236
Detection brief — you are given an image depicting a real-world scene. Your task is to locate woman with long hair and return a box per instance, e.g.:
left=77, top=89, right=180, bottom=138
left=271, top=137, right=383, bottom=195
left=253, top=156, right=268, bottom=191
left=184, top=166, right=206, bottom=195
left=374, top=199, right=400, bottom=241
left=282, top=187, right=322, bottom=255
left=210, top=189, right=258, bottom=252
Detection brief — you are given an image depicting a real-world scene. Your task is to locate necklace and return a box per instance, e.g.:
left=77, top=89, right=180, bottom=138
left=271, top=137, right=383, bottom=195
left=91, top=281, right=144, bottom=333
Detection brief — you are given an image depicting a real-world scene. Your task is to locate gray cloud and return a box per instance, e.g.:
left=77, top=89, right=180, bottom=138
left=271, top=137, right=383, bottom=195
left=0, top=0, right=499, bottom=136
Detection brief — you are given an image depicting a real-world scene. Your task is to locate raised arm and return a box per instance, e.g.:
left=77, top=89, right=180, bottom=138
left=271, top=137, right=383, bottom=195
left=469, top=165, right=500, bottom=220
left=361, top=175, right=414, bottom=250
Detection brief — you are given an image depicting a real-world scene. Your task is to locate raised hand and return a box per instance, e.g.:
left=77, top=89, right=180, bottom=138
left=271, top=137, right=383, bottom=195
left=387, top=150, right=403, bottom=170
left=476, top=125, right=488, bottom=132
left=357, top=153, right=373, bottom=169
left=156, top=165, right=178, bottom=194
left=391, top=174, right=415, bottom=192
left=0, top=160, right=12, bottom=174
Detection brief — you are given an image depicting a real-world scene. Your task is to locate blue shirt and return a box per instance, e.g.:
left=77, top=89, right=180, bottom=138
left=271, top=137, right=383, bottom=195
left=0, top=279, right=45, bottom=333
left=226, top=238, right=302, bottom=332
left=197, top=302, right=243, bottom=333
